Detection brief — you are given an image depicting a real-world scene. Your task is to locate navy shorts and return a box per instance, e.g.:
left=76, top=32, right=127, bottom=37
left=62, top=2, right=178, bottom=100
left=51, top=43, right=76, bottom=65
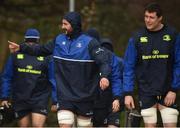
left=139, top=95, right=178, bottom=109
left=93, top=107, right=109, bottom=127
left=105, top=111, right=120, bottom=127
left=14, top=108, right=48, bottom=120
left=93, top=106, right=122, bottom=127
left=58, top=100, right=93, bottom=117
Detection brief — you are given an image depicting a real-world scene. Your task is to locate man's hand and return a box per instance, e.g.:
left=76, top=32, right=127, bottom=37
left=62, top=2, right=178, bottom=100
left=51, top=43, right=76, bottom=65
left=112, top=99, right=120, bottom=112
left=125, top=96, right=135, bottom=110
left=1, top=101, right=11, bottom=108
left=99, top=77, right=109, bottom=90
left=51, top=105, right=58, bottom=112
left=164, top=91, right=176, bottom=106
left=8, top=40, right=20, bottom=53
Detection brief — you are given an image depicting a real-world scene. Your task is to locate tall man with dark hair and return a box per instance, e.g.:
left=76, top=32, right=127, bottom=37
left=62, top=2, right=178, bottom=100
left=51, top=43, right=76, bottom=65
left=8, top=12, right=110, bottom=127
left=123, top=3, right=180, bottom=127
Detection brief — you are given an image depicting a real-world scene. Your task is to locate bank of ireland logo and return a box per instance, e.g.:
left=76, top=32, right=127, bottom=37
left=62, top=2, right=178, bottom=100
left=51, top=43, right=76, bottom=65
left=26, top=65, right=33, bottom=69
left=163, top=34, right=171, bottom=41
left=152, top=50, right=159, bottom=54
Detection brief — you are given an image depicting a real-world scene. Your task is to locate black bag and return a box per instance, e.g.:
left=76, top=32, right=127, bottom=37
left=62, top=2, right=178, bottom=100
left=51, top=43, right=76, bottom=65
left=0, top=105, right=15, bottom=126
left=125, top=109, right=142, bottom=127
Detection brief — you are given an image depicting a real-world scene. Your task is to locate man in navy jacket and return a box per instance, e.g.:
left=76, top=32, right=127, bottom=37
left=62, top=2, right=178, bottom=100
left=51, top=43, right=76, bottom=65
left=1, top=28, right=55, bottom=127
left=123, top=3, right=180, bottom=127
left=8, top=12, right=111, bottom=127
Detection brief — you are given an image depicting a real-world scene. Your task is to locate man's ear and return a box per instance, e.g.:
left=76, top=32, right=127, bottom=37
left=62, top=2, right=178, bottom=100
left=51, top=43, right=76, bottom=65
left=159, top=16, right=163, bottom=22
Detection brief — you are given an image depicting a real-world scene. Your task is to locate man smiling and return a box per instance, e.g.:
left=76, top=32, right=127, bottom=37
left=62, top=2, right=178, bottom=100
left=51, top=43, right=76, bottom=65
left=123, top=3, right=180, bottom=127
left=8, top=12, right=111, bottom=127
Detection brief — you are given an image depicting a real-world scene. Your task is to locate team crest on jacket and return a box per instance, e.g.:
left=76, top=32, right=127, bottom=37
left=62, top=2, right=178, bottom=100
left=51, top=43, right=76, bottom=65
left=62, top=41, right=66, bottom=45
left=76, top=42, right=82, bottom=48
left=163, top=34, right=171, bottom=41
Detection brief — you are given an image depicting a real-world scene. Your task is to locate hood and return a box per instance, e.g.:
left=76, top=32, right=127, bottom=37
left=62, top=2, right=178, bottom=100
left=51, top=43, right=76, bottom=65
left=101, top=38, right=114, bottom=52
left=63, top=11, right=82, bottom=39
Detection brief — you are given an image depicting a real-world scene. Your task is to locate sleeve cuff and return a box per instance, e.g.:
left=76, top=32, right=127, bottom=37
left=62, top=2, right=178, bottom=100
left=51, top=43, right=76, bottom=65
left=99, top=73, right=108, bottom=79
left=124, top=91, right=133, bottom=96
left=113, top=95, right=121, bottom=101
left=52, top=101, right=57, bottom=105
left=169, top=88, right=178, bottom=93
left=0, top=97, right=10, bottom=100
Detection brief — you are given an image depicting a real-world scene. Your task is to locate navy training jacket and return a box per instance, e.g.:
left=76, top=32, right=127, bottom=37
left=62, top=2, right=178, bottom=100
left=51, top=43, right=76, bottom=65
left=0, top=52, right=55, bottom=111
left=19, top=34, right=111, bottom=102
left=123, top=25, right=180, bottom=96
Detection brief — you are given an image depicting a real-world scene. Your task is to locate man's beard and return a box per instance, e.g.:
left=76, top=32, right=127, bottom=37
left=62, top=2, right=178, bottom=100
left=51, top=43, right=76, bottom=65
left=62, top=29, right=68, bottom=34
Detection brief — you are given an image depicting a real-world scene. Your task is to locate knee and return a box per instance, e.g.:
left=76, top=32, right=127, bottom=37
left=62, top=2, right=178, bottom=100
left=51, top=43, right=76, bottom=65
left=141, top=107, right=157, bottom=124
left=77, top=117, right=92, bottom=127
left=160, top=107, right=179, bottom=123
left=57, top=110, right=74, bottom=125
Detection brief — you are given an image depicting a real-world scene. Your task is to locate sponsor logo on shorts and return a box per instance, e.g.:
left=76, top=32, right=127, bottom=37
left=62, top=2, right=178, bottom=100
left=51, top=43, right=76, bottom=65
left=40, top=109, right=48, bottom=114
left=103, top=118, right=108, bottom=124
left=139, top=101, right=142, bottom=107
left=85, top=111, right=93, bottom=116
left=14, top=112, right=19, bottom=118
left=115, top=119, right=120, bottom=125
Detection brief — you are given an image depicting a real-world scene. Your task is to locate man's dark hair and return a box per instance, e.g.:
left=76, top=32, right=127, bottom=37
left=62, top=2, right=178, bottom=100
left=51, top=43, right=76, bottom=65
left=144, top=3, right=162, bottom=17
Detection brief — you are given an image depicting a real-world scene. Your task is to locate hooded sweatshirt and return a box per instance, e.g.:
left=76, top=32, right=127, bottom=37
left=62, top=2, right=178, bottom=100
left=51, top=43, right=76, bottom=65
left=19, top=12, right=111, bottom=102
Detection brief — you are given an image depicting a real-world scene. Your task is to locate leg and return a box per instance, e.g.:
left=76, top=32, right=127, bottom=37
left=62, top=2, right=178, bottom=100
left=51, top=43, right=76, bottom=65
left=32, top=113, right=46, bottom=127
left=141, top=105, right=157, bottom=128
left=15, top=110, right=31, bottom=127
left=108, top=125, right=118, bottom=128
left=57, top=110, right=75, bottom=128
left=139, top=95, right=159, bottom=127
left=75, top=101, right=94, bottom=127
left=18, top=114, right=31, bottom=127
left=159, top=104, right=179, bottom=128
left=77, top=115, right=92, bottom=127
